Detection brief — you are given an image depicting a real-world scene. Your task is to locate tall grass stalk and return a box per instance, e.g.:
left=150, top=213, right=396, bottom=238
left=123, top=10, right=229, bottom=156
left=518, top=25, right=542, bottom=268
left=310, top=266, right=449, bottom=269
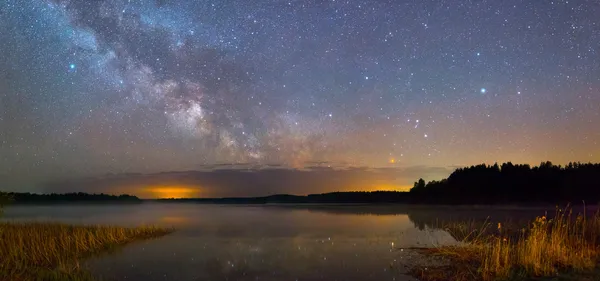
left=426, top=207, right=600, bottom=281
left=0, top=222, right=173, bottom=281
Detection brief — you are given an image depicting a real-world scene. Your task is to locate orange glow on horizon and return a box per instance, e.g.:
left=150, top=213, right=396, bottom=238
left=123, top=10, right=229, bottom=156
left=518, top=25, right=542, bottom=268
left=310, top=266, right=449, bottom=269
left=146, top=186, right=200, bottom=199
left=366, top=184, right=412, bottom=192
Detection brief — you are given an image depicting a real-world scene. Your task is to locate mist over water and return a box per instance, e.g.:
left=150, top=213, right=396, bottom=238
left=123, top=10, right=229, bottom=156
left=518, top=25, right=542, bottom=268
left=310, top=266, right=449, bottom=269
left=2, top=204, right=553, bottom=281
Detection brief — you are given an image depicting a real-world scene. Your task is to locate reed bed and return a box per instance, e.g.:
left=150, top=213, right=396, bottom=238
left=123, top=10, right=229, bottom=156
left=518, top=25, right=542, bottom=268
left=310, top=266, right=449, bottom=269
left=0, top=222, right=173, bottom=281
left=412, top=207, right=600, bottom=281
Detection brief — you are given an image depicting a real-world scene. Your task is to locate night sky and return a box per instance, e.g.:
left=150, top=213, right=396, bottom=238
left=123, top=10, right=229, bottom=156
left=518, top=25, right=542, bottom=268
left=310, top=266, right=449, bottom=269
left=1, top=0, right=599, bottom=197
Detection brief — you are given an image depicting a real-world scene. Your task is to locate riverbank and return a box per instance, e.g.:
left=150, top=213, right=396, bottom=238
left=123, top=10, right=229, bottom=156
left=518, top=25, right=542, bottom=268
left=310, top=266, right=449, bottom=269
left=0, top=222, right=173, bottom=281
left=407, top=208, right=600, bottom=281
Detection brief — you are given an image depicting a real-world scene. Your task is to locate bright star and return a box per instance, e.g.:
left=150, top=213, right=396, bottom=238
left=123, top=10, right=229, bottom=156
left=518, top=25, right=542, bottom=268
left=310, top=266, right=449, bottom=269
left=69, top=64, right=75, bottom=69
left=480, top=88, right=487, bottom=94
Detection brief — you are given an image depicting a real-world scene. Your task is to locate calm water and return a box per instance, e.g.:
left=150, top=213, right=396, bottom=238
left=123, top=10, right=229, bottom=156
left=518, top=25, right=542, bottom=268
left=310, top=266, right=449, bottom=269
left=2, top=203, right=554, bottom=281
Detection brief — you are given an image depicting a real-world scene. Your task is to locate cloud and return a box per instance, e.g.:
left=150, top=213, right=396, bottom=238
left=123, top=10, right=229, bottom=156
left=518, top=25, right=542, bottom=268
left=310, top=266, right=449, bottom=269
left=41, top=165, right=453, bottom=198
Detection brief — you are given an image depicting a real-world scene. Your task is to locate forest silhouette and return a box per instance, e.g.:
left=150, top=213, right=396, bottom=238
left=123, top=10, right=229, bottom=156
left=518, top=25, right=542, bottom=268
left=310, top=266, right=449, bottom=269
left=2, top=161, right=599, bottom=205
left=1, top=192, right=141, bottom=204
left=410, top=161, right=600, bottom=204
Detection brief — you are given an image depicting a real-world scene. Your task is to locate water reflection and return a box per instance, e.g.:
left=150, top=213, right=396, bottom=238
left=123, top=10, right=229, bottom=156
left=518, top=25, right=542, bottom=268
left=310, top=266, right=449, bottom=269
left=1, top=204, right=553, bottom=281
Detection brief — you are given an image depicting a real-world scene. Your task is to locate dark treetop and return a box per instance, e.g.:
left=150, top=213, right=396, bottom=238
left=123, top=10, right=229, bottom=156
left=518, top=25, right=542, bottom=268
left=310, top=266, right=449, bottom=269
left=410, top=161, right=600, bottom=204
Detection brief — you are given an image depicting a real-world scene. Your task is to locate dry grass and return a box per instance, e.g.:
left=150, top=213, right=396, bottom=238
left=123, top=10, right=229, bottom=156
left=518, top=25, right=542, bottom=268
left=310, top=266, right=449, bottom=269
left=0, top=222, right=173, bottom=281
left=411, top=207, right=600, bottom=281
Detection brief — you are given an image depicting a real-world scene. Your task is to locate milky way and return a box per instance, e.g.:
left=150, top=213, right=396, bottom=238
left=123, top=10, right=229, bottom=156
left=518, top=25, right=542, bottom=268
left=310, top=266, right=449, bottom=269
left=1, top=0, right=599, bottom=191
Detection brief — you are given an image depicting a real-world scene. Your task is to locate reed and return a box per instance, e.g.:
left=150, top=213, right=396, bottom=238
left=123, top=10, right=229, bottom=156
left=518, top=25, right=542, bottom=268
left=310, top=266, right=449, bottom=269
left=0, top=222, right=173, bottom=281
left=413, top=207, right=600, bottom=281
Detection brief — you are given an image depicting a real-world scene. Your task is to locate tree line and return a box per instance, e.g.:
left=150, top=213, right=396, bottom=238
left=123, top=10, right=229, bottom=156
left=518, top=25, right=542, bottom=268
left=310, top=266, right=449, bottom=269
left=157, top=191, right=413, bottom=204
left=2, top=161, right=598, bottom=206
left=0, top=192, right=141, bottom=204
left=410, top=161, right=600, bottom=204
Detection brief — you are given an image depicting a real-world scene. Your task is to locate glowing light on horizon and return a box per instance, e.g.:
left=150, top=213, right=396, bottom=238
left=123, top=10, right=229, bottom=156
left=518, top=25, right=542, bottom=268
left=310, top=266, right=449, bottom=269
left=365, top=184, right=412, bottom=192
left=146, top=186, right=199, bottom=199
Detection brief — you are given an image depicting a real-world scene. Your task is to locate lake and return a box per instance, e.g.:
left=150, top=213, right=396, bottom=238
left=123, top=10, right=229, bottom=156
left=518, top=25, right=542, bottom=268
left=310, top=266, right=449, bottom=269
left=1, top=203, right=557, bottom=281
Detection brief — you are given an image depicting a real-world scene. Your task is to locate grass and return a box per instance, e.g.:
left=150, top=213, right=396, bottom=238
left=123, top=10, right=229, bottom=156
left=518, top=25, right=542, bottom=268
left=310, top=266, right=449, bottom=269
left=410, top=207, right=600, bottom=281
left=0, top=222, right=173, bottom=281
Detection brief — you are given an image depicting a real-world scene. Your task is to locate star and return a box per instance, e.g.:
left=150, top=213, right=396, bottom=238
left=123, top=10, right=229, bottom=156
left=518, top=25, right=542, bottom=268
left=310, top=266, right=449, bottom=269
left=0, top=0, right=598, bottom=197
